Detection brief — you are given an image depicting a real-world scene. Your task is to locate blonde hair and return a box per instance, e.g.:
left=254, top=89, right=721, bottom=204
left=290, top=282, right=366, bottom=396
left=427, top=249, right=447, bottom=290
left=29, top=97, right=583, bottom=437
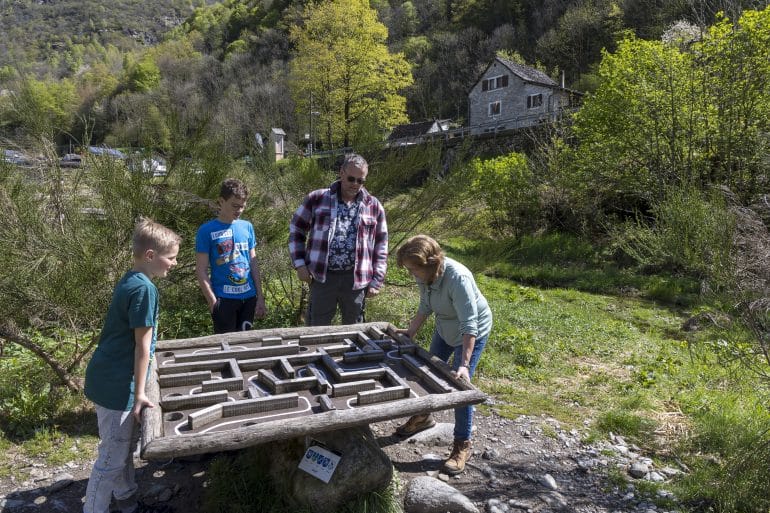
left=396, top=234, right=445, bottom=281
left=132, top=217, right=181, bottom=257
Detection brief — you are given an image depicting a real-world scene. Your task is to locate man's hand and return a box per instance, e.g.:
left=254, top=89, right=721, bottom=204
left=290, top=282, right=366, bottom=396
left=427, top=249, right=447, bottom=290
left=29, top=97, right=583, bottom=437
left=365, top=287, right=380, bottom=299
left=296, top=265, right=312, bottom=283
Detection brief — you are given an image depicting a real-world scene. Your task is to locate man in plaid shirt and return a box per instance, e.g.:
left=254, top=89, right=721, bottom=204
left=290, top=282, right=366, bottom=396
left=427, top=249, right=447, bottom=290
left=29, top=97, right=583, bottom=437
left=289, top=153, right=388, bottom=326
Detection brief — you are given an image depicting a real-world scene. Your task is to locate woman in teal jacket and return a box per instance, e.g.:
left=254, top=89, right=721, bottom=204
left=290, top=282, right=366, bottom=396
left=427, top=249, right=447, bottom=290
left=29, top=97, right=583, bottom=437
left=394, top=234, right=493, bottom=475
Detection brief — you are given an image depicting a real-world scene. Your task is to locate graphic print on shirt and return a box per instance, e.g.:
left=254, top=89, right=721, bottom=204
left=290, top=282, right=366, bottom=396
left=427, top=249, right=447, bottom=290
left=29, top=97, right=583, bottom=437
left=327, top=202, right=359, bottom=270
left=211, top=228, right=252, bottom=295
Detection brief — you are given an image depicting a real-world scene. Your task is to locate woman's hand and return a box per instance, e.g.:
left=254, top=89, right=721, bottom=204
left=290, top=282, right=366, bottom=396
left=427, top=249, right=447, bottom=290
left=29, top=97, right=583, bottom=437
left=453, top=365, right=471, bottom=382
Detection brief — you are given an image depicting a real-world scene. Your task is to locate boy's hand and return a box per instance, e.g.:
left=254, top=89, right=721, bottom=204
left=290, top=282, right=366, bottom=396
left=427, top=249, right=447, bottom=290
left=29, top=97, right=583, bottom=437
left=131, top=395, right=155, bottom=422
left=255, top=296, right=267, bottom=319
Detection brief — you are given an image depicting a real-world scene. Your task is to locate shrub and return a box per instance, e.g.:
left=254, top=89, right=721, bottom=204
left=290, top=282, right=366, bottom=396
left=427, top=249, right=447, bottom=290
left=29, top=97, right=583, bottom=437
left=611, top=186, right=735, bottom=286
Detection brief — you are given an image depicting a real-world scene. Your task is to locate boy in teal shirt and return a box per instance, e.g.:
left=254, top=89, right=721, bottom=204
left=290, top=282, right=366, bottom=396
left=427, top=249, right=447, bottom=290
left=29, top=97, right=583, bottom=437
left=83, top=217, right=180, bottom=513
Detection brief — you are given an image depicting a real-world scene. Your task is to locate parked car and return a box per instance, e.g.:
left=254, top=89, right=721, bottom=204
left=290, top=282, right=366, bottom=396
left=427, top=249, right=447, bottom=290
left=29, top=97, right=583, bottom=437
left=2, top=149, right=33, bottom=166
left=60, top=154, right=83, bottom=168
left=142, top=157, right=167, bottom=177
left=87, top=145, right=127, bottom=159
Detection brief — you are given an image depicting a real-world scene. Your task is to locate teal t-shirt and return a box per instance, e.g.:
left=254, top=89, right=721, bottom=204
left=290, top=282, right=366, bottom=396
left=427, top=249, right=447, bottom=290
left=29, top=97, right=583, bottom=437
left=84, top=271, right=158, bottom=411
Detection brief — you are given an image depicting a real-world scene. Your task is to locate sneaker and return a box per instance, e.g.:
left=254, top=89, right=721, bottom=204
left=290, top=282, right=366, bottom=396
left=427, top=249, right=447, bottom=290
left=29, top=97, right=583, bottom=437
left=442, top=439, right=471, bottom=475
left=395, top=414, right=436, bottom=436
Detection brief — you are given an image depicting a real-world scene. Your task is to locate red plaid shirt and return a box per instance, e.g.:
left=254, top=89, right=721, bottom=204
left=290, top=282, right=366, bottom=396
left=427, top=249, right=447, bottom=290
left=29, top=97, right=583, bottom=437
left=289, top=181, right=388, bottom=290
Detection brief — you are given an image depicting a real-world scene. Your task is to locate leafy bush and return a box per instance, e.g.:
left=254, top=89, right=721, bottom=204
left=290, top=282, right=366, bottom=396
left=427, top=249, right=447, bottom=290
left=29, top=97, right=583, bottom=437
left=611, top=186, right=735, bottom=285
left=468, top=151, right=538, bottom=235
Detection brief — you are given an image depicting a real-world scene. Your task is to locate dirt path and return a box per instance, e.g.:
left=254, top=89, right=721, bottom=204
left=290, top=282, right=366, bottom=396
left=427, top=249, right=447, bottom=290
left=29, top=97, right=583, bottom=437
left=0, top=405, right=681, bottom=512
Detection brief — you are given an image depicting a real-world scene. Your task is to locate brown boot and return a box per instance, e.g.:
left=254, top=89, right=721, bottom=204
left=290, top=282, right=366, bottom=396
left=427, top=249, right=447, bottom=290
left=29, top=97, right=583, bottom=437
left=395, top=414, right=436, bottom=436
left=442, top=439, right=472, bottom=475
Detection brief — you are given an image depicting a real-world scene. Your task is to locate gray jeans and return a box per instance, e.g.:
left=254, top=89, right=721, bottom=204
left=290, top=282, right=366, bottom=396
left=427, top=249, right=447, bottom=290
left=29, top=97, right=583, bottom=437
left=83, top=405, right=139, bottom=513
left=307, top=270, right=366, bottom=326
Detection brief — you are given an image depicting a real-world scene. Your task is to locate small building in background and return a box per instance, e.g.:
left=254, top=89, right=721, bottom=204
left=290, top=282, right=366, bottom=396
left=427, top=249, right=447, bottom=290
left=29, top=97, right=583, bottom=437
left=468, top=56, right=581, bottom=135
left=270, top=128, right=286, bottom=161
left=386, top=119, right=451, bottom=147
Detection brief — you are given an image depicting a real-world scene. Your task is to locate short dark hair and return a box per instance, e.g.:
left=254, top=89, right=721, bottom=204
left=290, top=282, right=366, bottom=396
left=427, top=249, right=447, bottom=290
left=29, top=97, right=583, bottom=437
left=341, top=153, right=368, bottom=173
left=219, top=178, right=249, bottom=200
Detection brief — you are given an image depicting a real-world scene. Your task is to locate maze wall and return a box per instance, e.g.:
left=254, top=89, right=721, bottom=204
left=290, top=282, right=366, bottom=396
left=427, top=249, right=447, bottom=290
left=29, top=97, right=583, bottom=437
left=140, top=322, right=486, bottom=460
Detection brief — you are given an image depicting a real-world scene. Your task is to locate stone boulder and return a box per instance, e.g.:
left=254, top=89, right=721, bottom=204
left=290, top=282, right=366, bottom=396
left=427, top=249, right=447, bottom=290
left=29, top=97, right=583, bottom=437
left=262, top=426, right=393, bottom=513
left=404, top=475, right=479, bottom=513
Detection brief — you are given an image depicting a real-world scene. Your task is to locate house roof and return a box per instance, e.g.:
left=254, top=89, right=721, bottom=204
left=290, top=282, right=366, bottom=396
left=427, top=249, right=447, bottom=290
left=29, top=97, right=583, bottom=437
left=494, top=57, right=558, bottom=87
left=387, top=119, right=448, bottom=141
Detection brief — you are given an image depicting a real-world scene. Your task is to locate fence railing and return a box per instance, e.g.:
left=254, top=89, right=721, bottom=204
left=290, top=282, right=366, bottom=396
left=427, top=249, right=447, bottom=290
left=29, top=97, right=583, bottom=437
left=386, top=108, right=579, bottom=147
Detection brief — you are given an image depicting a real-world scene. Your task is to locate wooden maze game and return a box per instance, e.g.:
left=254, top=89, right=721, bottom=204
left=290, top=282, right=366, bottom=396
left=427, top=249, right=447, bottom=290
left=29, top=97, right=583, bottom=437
left=140, top=322, right=487, bottom=460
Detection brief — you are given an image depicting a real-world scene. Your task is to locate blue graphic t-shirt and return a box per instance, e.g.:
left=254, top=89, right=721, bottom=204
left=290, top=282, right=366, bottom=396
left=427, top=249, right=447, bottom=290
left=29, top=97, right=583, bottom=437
left=327, top=200, right=359, bottom=271
left=196, top=219, right=257, bottom=299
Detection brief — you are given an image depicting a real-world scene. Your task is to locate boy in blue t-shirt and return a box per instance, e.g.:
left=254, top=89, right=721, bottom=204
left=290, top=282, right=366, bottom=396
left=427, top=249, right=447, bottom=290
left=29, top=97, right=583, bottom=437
left=195, top=178, right=266, bottom=333
left=83, top=218, right=180, bottom=513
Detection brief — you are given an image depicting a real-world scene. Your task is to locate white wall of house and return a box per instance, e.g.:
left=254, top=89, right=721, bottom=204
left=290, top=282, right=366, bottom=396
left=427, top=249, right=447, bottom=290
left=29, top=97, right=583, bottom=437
left=469, top=60, right=568, bottom=135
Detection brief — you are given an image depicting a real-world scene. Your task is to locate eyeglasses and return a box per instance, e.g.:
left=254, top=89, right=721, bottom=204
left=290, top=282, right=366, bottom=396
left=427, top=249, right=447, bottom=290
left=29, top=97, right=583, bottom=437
left=345, top=175, right=366, bottom=185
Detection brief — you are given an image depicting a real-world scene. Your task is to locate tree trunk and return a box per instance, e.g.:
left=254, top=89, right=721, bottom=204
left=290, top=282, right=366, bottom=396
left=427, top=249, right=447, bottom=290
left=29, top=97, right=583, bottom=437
left=0, top=324, right=82, bottom=393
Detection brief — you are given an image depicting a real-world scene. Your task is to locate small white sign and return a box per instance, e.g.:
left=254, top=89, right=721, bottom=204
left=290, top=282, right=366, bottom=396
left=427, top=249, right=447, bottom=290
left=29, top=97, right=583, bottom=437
left=298, top=442, right=342, bottom=483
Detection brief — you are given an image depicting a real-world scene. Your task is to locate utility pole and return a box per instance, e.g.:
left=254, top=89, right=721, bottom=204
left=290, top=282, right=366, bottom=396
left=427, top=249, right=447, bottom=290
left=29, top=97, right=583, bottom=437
left=309, top=92, right=320, bottom=157
left=309, top=92, right=314, bottom=157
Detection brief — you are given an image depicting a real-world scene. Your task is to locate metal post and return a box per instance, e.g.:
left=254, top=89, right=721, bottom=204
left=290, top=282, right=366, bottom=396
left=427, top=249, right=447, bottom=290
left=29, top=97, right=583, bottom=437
left=309, top=92, right=314, bottom=157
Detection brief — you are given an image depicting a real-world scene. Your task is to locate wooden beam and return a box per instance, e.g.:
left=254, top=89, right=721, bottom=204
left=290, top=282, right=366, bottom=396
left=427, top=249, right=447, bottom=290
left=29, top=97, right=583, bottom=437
left=141, top=389, right=486, bottom=460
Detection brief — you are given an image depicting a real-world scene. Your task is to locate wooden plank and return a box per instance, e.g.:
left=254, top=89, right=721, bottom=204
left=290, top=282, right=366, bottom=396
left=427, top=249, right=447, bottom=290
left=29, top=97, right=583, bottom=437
left=156, top=322, right=394, bottom=350
left=141, top=389, right=486, bottom=460
left=141, top=359, right=162, bottom=449
left=159, top=371, right=212, bottom=388
left=357, top=386, right=411, bottom=405
left=331, top=379, right=376, bottom=397
left=161, top=390, right=229, bottom=410
left=402, top=353, right=454, bottom=394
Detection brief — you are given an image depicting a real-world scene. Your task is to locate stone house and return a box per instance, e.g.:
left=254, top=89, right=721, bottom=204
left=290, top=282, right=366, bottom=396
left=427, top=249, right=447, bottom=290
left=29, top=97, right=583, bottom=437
left=468, top=56, right=581, bottom=135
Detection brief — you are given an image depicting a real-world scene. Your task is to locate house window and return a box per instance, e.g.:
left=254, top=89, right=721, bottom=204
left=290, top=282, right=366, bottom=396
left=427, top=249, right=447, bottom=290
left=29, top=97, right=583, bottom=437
left=527, top=93, right=543, bottom=108
left=481, top=74, right=509, bottom=91
left=488, top=101, right=501, bottom=116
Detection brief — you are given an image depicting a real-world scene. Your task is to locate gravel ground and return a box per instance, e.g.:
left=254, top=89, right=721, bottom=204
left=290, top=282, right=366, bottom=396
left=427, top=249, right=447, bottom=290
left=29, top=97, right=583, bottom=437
left=0, top=400, right=685, bottom=513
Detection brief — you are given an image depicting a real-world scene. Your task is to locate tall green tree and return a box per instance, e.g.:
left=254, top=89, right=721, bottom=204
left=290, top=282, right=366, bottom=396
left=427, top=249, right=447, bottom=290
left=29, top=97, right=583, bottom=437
left=569, top=6, right=770, bottom=213
left=7, top=77, right=78, bottom=141
left=571, top=36, right=700, bottom=208
left=696, top=7, right=770, bottom=197
left=289, top=0, right=413, bottom=148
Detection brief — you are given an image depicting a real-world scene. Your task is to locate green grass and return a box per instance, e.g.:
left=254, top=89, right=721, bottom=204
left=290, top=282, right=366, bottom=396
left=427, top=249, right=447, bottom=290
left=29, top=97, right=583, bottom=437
left=370, top=235, right=770, bottom=512
left=21, top=427, right=94, bottom=466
